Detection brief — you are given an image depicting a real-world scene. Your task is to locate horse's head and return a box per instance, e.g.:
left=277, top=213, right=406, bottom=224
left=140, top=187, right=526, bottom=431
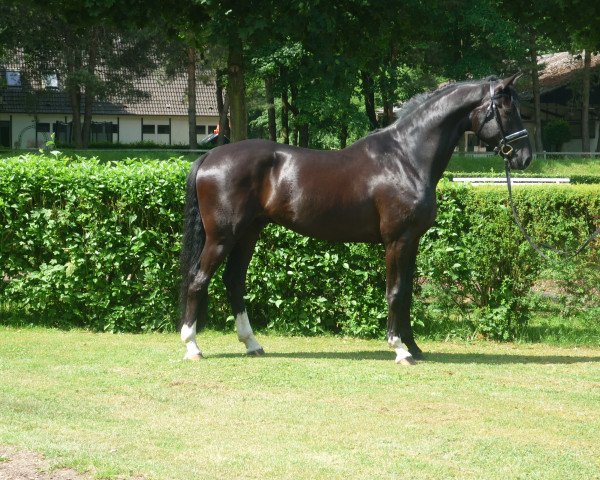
left=470, top=74, right=533, bottom=170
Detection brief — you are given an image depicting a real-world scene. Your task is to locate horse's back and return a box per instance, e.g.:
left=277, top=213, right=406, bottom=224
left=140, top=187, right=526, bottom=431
left=196, top=139, right=382, bottom=242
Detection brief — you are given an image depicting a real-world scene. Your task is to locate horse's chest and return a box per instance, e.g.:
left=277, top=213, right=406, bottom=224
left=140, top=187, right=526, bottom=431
left=380, top=187, right=437, bottom=236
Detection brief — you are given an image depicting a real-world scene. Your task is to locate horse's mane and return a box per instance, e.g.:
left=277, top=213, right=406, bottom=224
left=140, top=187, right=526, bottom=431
left=363, top=75, right=509, bottom=139
left=392, top=76, right=499, bottom=124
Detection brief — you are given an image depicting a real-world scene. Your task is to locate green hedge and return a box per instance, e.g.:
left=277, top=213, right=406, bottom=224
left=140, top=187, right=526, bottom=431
left=1, top=155, right=598, bottom=339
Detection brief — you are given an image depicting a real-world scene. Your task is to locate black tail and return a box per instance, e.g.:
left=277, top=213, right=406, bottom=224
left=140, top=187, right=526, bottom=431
left=179, top=154, right=208, bottom=331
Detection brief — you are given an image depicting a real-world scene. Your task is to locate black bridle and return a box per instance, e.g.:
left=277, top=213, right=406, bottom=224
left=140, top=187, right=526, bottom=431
left=475, top=82, right=599, bottom=261
left=474, top=82, right=528, bottom=160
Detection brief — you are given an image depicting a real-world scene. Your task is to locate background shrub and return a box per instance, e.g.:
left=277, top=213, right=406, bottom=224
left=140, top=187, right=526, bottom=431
left=1, top=155, right=598, bottom=339
left=542, top=119, right=572, bottom=152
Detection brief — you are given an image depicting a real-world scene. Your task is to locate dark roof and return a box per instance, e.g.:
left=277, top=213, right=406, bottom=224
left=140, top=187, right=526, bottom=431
left=528, top=51, right=600, bottom=96
left=1, top=63, right=218, bottom=117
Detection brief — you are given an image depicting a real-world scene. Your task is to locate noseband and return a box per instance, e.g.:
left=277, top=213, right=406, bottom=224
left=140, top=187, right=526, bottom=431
left=475, top=83, right=529, bottom=160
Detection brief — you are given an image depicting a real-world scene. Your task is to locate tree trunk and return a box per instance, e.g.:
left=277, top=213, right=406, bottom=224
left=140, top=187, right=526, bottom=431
left=216, top=69, right=230, bottom=145
left=281, top=87, right=289, bottom=144
left=529, top=32, right=543, bottom=152
left=339, top=123, right=348, bottom=149
left=187, top=46, right=198, bottom=149
left=298, top=124, right=309, bottom=147
left=582, top=49, right=591, bottom=154
left=66, top=48, right=83, bottom=148
left=81, top=41, right=98, bottom=149
left=265, top=76, right=276, bottom=141
left=361, top=71, right=379, bottom=130
left=382, top=100, right=394, bottom=127
left=70, top=89, right=82, bottom=148
left=380, top=43, right=399, bottom=127
left=380, top=76, right=394, bottom=126
left=218, top=93, right=230, bottom=146
left=82, top=91, right=93, bottom=148
left=227, top=36, right=247, bottom=142
left=288, top=84, right=301, bottom=146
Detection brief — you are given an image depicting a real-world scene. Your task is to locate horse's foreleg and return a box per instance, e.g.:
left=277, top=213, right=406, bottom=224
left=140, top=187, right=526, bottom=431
left=223, top=227, right=264, bottom=356
left=181, top=240, right=230, bottom=360
left=385, top=236, right=423, bottom=364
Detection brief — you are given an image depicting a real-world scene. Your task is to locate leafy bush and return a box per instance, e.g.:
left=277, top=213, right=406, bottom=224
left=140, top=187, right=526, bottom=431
left=1, top=155, right=598, bottom=340
left=416, top=184, right=539, bottom=339
left=0, top=155, right=187, bottom=332
left=542, top=119, right=572, bottom=152
left=545, top=256, right=600, bottom=324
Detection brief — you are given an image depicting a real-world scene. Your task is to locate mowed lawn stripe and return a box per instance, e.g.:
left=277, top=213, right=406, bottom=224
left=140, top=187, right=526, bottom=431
left=1, top=327, right=599, bottom=479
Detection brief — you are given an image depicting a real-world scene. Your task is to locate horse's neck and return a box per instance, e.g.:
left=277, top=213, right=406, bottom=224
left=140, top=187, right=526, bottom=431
left=396, top=84, right=484, bottom=184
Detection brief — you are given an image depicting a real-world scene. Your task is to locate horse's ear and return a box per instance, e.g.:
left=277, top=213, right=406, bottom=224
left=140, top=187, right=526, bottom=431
left=504, top=73, right=522, bottom=88
left=495, top=73, right=522, bottom=95
left=507, top=72, right=523, bottom=86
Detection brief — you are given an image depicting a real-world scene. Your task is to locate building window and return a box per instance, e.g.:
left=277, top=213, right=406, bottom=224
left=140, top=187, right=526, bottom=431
left=142, top=124, right=155, bottom=134
left=36, top=122, right=50, bottom=133
left=208, top=125, right=217, bottom=134
left=6, top=71, right=21, bottom=87
left=196, top=125, right=206, bottom=135
left=90, top=122, right=113, bottom=143
left=44, top=73, right=59, bottom=89
left=157, top=125, right=170, bottom=135
left=53, top=122, right=70, bottom=144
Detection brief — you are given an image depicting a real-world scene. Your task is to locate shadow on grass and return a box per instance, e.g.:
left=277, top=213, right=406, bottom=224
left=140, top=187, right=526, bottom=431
left=419, top=352, right=600, bottom=365
left=211, top=350, right=600, bottom=365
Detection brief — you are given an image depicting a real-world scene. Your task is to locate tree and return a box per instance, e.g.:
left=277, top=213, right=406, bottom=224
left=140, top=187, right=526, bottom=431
left=495, top=0, right=566, bottom=152
left=201, top=0, right=274, bottom=142
left=565, top=3, right=600, bottom=153
left=146, top=2, right=211, bottom=150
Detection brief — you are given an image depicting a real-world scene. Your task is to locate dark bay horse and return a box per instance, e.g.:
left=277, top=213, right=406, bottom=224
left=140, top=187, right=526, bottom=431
left=179, top=74, right=532, bottom=364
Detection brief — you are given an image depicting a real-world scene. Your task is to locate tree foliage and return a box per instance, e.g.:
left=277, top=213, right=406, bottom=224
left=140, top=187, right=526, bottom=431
left=2, top=0, right=595, bottom=148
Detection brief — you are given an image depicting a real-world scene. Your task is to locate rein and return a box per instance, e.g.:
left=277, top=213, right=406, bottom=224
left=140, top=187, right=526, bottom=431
left=478, top=81, right=599, bottom=261
left=503, top=160, right=600, bottom=261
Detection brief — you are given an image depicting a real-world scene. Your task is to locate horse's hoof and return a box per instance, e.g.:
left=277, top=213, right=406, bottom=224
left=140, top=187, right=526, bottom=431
left=184, top=353, right=204, bottom=361
left=396, top=356, right=417, bottom=366
left=247, top=348, right=265, bottom=357
left=409, top=350, right=424, bottom=360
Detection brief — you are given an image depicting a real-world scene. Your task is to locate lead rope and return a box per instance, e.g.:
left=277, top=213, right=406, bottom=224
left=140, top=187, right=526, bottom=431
left=504, top=159, right=600, bottom=260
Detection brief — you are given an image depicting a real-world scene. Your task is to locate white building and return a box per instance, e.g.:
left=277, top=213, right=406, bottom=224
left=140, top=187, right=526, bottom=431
left=0, top=63, right=221, bottom=149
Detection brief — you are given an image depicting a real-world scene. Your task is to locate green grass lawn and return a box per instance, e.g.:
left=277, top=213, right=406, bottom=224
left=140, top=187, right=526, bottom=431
left=448, top=155, right=600, bottom=176
left=1, top=327, right=599, bottom=479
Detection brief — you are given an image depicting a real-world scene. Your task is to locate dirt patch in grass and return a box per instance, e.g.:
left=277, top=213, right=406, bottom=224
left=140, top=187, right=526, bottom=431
left=0, top=446, right=90, bottom=479
left=0, top=446, right=146, bottom=480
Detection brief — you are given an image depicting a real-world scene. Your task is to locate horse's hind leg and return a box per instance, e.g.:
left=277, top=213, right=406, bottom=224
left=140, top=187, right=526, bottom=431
left=181, top=238, right=231, bottom=359
left=385, top=234, right=423, bottom=364
left=222, top=225, right=264, bottom=356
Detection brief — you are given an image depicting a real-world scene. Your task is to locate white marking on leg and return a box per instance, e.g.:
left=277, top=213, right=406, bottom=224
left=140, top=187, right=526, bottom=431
left=388, top=336, right=414, bottom=364
left=181, top=322, right=202, bottom=359
left=236, top=310, right=262, bottom=353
